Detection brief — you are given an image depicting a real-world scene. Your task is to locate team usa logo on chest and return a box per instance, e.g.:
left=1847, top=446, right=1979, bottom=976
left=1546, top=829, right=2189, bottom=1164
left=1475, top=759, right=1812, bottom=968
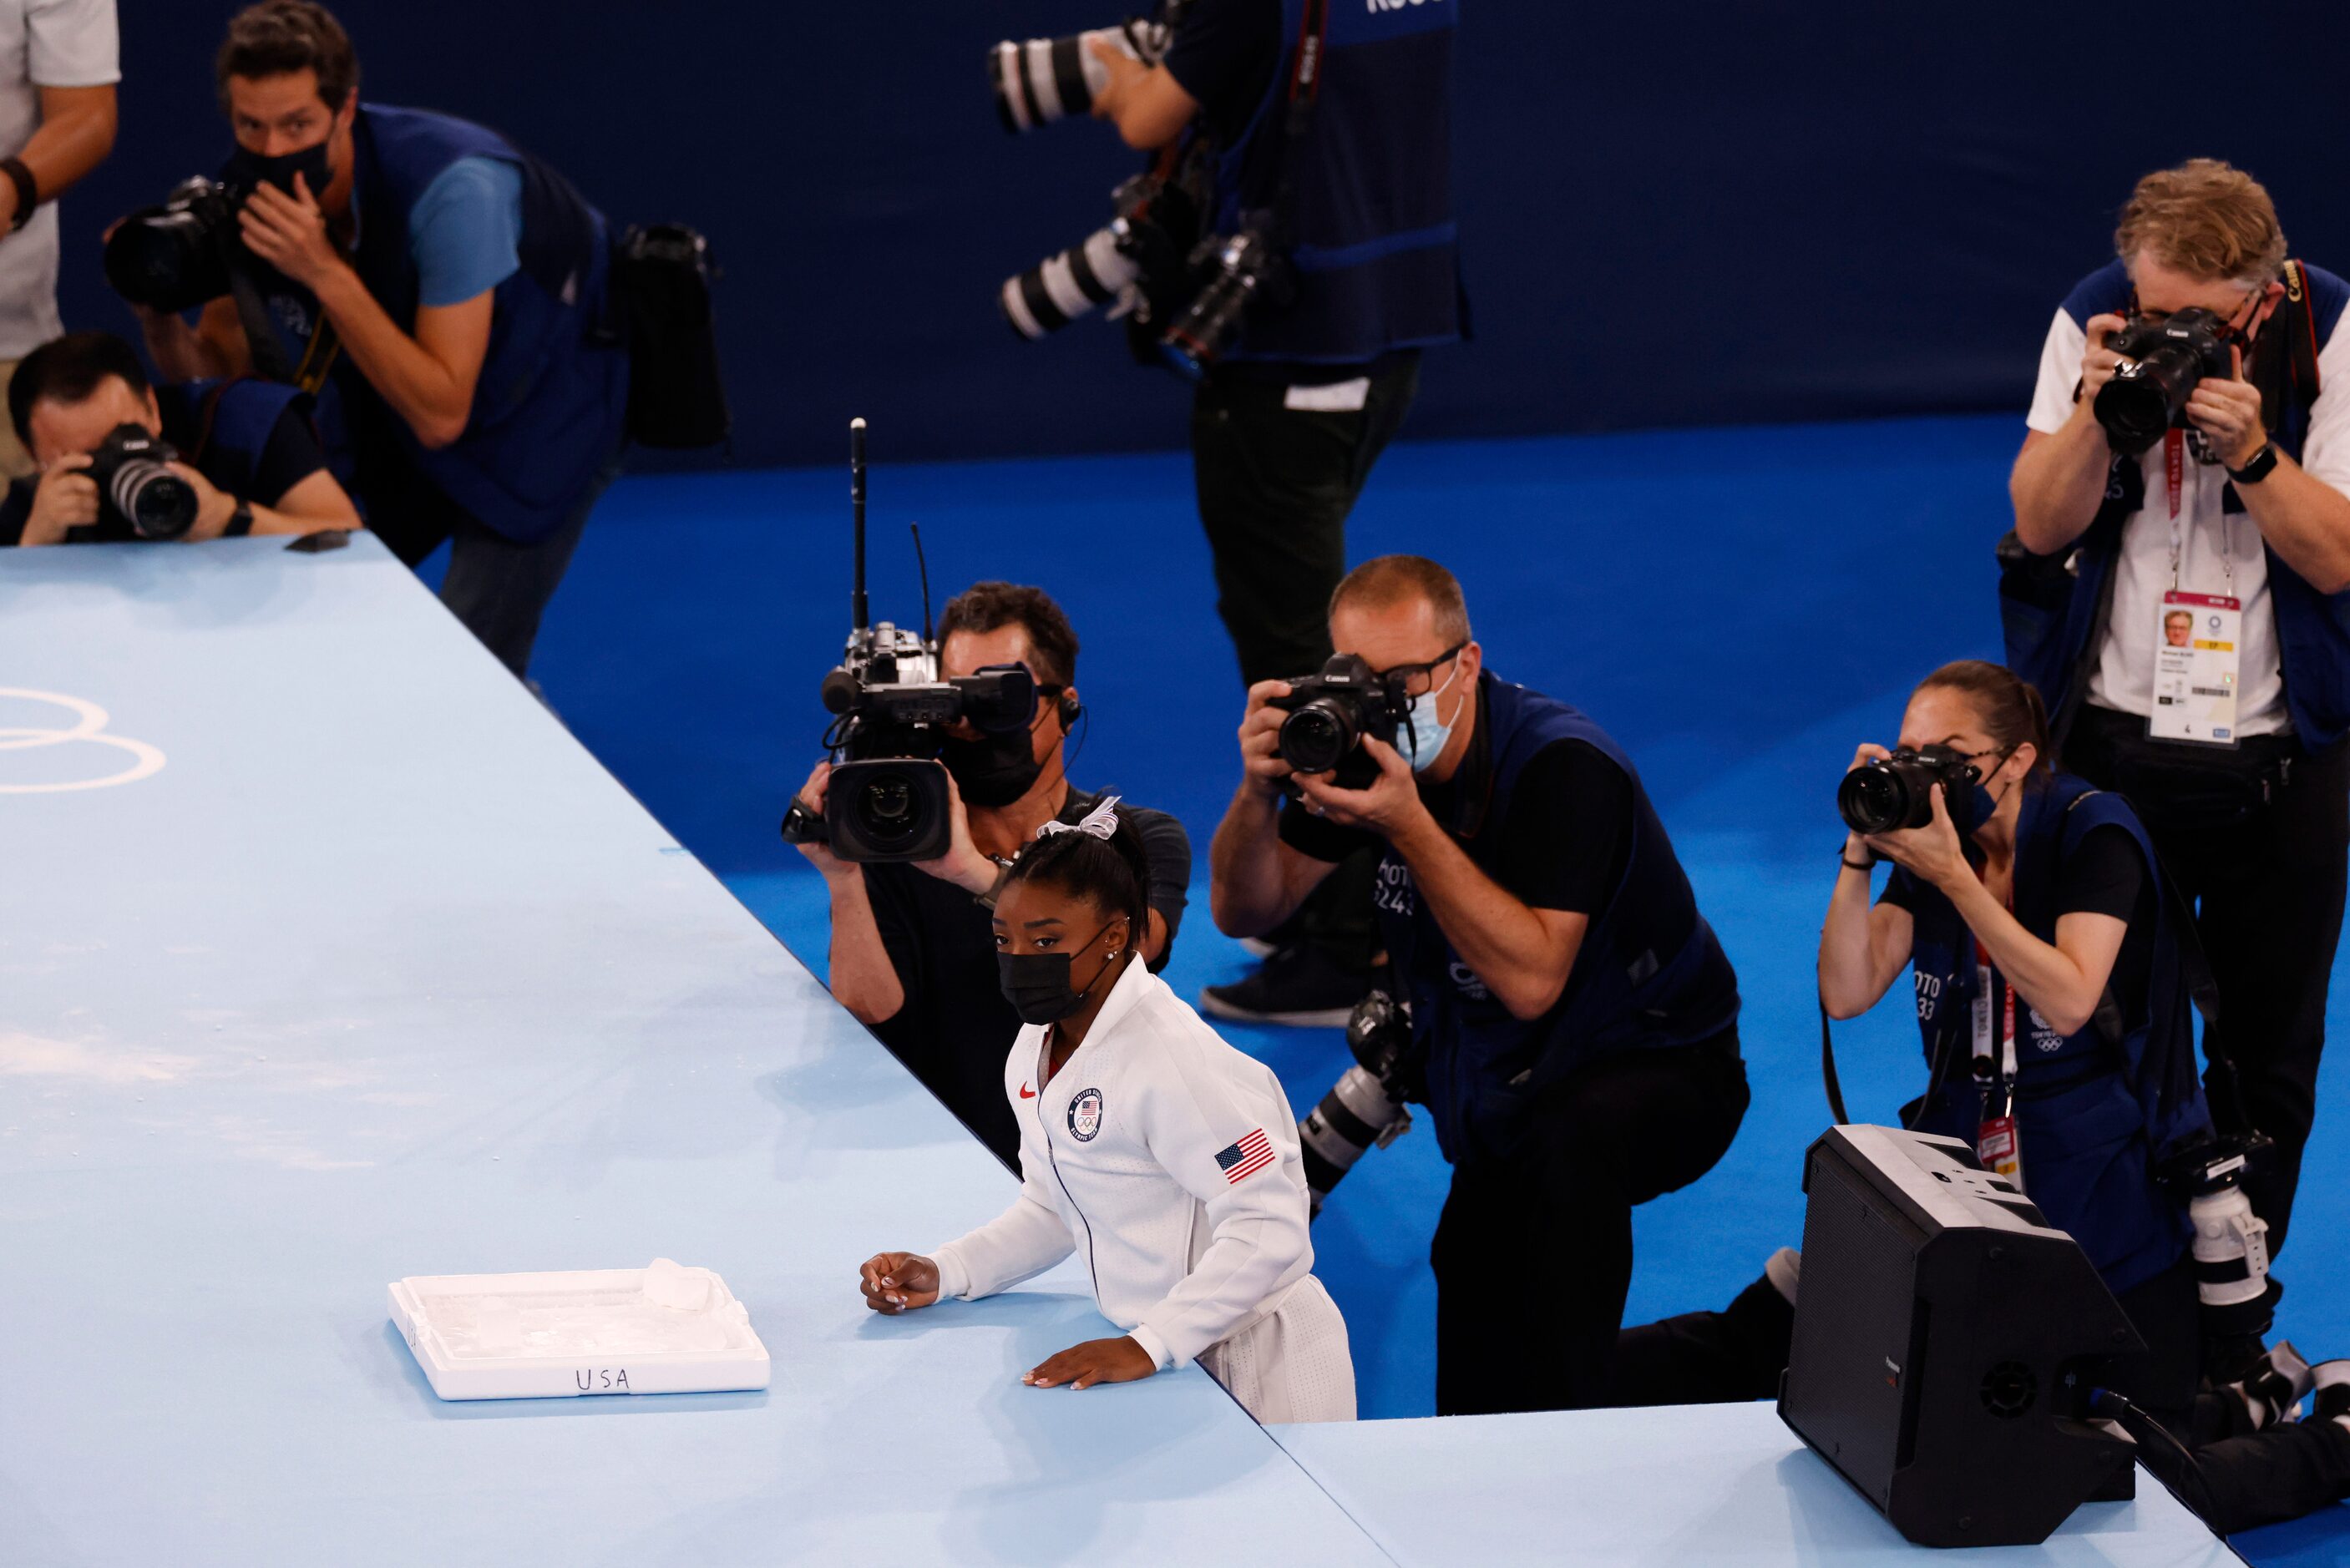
left=1067, top=1087, right=1105, bottom=1141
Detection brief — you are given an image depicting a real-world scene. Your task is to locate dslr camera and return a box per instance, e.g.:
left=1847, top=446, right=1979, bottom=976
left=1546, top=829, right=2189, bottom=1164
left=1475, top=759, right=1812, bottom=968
left=778, top=422, right=1039, bottom=864
left=86, top=424, right=199, bottom=541
left=1836, top=746, right=1983, bottom=836
left=2095, top=307, right=2239, bottom=458
left=1269, top=652, right=1415, bottom=791
left=1297, top=988, right=1422, bottom=1215
left=103, top=177, right=250, bottom=316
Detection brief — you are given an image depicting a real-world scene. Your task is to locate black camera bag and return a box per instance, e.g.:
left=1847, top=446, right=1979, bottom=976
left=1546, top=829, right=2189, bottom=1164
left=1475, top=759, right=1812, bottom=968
left=610, top=223, right=730, bottom=449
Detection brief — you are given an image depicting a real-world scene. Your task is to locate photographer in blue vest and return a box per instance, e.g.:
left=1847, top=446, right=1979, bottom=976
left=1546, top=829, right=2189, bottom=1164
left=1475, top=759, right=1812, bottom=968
left=132, top=1, right=627, bottom=676
left=2005, top=160, right=2350, bottom=1256
left=0, top=329, right=355, bottom=547
left=1090, top=0, right=1464, bottom=1025
left=1609, top=661, right=2350, bottom=1535
left=1208, top=555, right=1746, bottom=1414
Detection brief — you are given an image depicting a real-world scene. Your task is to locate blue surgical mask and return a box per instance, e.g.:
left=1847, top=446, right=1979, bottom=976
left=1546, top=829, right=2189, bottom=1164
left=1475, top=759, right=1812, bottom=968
left=1400, top=662, right=1466, bottom=774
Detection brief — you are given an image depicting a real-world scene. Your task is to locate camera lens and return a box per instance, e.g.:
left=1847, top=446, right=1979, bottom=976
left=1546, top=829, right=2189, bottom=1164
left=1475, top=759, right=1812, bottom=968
left=109, top=459, right=198, bottom=541
left=854, top=771, right=921, bottom=847
left=1000, top=224, right=1143, bottom=340
left=1280, top=702, right=1356, bottom=776
left=2096, top=355, right=2192, bottom=458
left=1836, top=766, right=1910, bottom=837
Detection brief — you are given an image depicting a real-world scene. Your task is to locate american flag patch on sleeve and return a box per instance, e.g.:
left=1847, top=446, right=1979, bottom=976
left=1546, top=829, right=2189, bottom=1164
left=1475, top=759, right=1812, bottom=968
left=1213, top=1127, right=1277, bottom=1185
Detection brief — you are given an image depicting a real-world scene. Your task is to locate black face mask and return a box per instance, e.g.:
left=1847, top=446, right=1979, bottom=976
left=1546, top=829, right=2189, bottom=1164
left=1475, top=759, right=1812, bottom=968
left=225, top=139, right=333, bottom=201
left=997, top=921, right=1122, bottom=1025
left=939, top=721, right=1047, bottom=809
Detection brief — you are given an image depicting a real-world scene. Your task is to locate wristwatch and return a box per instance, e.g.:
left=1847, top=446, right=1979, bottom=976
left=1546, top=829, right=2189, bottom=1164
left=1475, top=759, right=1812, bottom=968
left=225, top=498, right=255, bottom=537
left=2228, top=443, right=2280, bottom=486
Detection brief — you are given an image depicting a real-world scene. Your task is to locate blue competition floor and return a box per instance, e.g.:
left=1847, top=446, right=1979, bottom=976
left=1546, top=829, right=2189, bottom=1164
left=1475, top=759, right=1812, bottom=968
left=499, top=412, right=2350, bottom=1560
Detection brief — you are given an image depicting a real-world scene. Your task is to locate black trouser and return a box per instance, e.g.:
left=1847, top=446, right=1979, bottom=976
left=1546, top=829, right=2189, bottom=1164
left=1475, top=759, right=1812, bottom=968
left=1611, top=1254, right=2350, bottom=1535
left=2064, top=703, right=2350, bottom=1255
left=1188, top=356, right=1420, bottom=690
left=1432, top=1029, right=1749, bottom=1416
left=366, top=457, right=616, bottom=679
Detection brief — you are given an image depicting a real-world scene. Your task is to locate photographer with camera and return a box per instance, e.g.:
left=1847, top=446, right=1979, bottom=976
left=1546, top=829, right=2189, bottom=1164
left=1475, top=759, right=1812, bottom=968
left=0, top=0, right=118, bottom=480
left=2006, top=159, right=2350, bottom=1257
left=1609, top=660, right=2350, bottom=1535
left=120, top=1, right=627, bottom=676
left=994, top=0, right=1464, bottom=1024
left=0, top=330, right=356, bottom=547
left=790, top=582, right=1192, bottom=1169
left=1208, top=554, right=1746, bottom=1414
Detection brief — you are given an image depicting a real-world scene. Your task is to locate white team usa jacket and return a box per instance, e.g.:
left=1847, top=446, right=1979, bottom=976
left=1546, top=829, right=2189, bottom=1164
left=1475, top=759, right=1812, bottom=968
left=929, top=957, right=1318, bottom=1370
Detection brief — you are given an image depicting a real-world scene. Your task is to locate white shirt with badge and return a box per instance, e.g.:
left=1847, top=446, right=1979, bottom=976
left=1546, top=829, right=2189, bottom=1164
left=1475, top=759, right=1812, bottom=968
left=2028, top=302, right=2350, bottom=741
left=928, top=958, right=1355, bottom=1424
left=0, top=0, right=116, bottom=358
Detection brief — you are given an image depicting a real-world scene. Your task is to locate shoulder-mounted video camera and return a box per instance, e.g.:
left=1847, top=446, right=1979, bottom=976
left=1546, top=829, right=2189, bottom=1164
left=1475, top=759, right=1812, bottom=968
left=778, top=421, right=1037, bottom=863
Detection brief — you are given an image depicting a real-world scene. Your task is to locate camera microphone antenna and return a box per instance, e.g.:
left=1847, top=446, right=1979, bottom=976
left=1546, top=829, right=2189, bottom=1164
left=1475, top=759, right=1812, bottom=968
left=849, top=417, right=869, bottom=635
left=911, top=522, right=935, bottom=646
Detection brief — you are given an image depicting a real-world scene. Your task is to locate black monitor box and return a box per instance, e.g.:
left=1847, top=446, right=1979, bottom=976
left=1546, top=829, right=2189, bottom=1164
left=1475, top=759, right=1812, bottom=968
left=1777, top=1125, right=2143, bottom=1548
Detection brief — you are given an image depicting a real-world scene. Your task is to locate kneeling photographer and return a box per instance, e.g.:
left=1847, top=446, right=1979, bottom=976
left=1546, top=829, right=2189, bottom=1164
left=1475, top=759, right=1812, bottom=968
left=789, top=582, right=1192, bottom=1169
left=0, top=330, right=355, bottom=547
left=1208, top=554, right=1747, bottom=1415
left=1613, top=661, right=2350, bottom=1534
left=111, top=1, right=630, bottom=676
left=2006, top=159, right=2350, bottom=1257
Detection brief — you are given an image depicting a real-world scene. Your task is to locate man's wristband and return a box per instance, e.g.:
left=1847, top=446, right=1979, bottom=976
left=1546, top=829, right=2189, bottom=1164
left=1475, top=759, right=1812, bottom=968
left=1839, top=847, right=1876, bottom=873
left=225, top=498, right=255, bottom=538
left=2227, top=443, right=2280, bottom=486
left=0, top=158, right=36, bottom=232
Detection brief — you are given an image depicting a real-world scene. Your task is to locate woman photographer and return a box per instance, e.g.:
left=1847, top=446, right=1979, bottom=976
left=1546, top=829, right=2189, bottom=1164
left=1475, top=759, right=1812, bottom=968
left=1613, top=661, right=2350, bottom=1532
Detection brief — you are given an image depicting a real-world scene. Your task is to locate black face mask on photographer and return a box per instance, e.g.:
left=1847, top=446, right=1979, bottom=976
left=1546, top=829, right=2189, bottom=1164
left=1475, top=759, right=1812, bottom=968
left=939, top=691, right=1066, bottom=809
left=224, top=140, right=332, bottom=201
left=997, top=919, right=1124, bottom=1025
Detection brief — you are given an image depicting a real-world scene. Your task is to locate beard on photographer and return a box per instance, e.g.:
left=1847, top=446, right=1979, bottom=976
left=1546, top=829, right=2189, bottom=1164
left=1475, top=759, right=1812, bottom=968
left=790, top=581, right=1193, bottom=1169
left=1208, top=554, right=1747, bottom=1415
left=2007, top=159, right=2350, bottom=1257
left=128, top=1, right=628, bottom=678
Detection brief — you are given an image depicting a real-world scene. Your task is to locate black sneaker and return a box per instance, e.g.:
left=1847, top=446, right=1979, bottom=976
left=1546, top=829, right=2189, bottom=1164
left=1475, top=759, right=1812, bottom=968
left=1201, top=943, right=1370, bottom=1029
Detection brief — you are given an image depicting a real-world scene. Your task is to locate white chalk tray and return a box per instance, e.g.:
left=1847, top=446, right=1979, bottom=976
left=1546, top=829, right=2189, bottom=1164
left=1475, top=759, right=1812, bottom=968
left=389, top=1259, right=772, bottom=1401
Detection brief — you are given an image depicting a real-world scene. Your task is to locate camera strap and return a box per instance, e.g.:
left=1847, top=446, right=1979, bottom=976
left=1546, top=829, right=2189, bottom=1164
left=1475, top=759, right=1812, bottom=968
left=1259, top=0, right=1331, bottom=248
left=218, top=237, right=296, bottom=387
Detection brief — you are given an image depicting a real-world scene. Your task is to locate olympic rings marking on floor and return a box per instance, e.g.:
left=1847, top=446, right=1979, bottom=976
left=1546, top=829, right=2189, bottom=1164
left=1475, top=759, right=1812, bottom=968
left=0, top=688, right=167, bottom=793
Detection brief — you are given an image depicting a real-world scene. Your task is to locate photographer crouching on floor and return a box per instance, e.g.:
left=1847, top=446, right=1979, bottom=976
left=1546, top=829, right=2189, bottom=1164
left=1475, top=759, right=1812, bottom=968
left=111, top=0, right=631, bottom=677
left=788, top=582, right=1193, bottom=1170
left=1208, top=554, right=1748, bottom=1415
left=2006, top=159, right=2350, bottom=1260
left=0, top=330, right=355, bottom=547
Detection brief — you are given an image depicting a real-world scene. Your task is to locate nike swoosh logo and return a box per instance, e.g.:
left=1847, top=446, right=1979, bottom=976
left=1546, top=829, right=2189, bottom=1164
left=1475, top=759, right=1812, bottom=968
left=1019, top=1083, right=1036, bottom=1099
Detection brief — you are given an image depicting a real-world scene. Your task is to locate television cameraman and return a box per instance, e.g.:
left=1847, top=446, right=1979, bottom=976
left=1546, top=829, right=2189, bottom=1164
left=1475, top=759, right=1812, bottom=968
left=126, top=1, right=627, bottom=677
left=0, top=0, right=118, bottom=479
left=2006, top=159, right=2350, bottom=1256
left=1208, top=554, right=1747, bottom=1415
left=0, top=330, right=356, bottom=547
left=789, top=582, right=1193, bottom=1169
left=1611, top=661, right=2350, bottom=1535
left=1086, top=0, right=1464, bottom=1026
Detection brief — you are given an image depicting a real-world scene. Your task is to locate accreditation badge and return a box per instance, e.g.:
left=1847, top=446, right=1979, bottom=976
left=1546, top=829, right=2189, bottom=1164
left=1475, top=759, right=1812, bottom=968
left=2148, top=590, right=2242, bottom=746
left=1977, top=1115, right=2022, bottom=1186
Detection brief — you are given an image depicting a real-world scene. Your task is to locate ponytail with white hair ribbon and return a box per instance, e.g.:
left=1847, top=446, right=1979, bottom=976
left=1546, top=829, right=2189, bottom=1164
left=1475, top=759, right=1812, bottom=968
left=1036, top=794, right=1121, bottom=842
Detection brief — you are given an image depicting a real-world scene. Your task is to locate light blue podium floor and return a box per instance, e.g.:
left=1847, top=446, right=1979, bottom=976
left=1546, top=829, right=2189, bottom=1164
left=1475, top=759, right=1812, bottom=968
left=0, top=536, right=1379, bottom=1565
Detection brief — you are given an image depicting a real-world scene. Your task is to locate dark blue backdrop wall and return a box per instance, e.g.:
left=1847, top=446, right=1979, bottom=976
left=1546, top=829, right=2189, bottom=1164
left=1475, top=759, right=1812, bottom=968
left=69, top=3, right=2350, bottom=468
